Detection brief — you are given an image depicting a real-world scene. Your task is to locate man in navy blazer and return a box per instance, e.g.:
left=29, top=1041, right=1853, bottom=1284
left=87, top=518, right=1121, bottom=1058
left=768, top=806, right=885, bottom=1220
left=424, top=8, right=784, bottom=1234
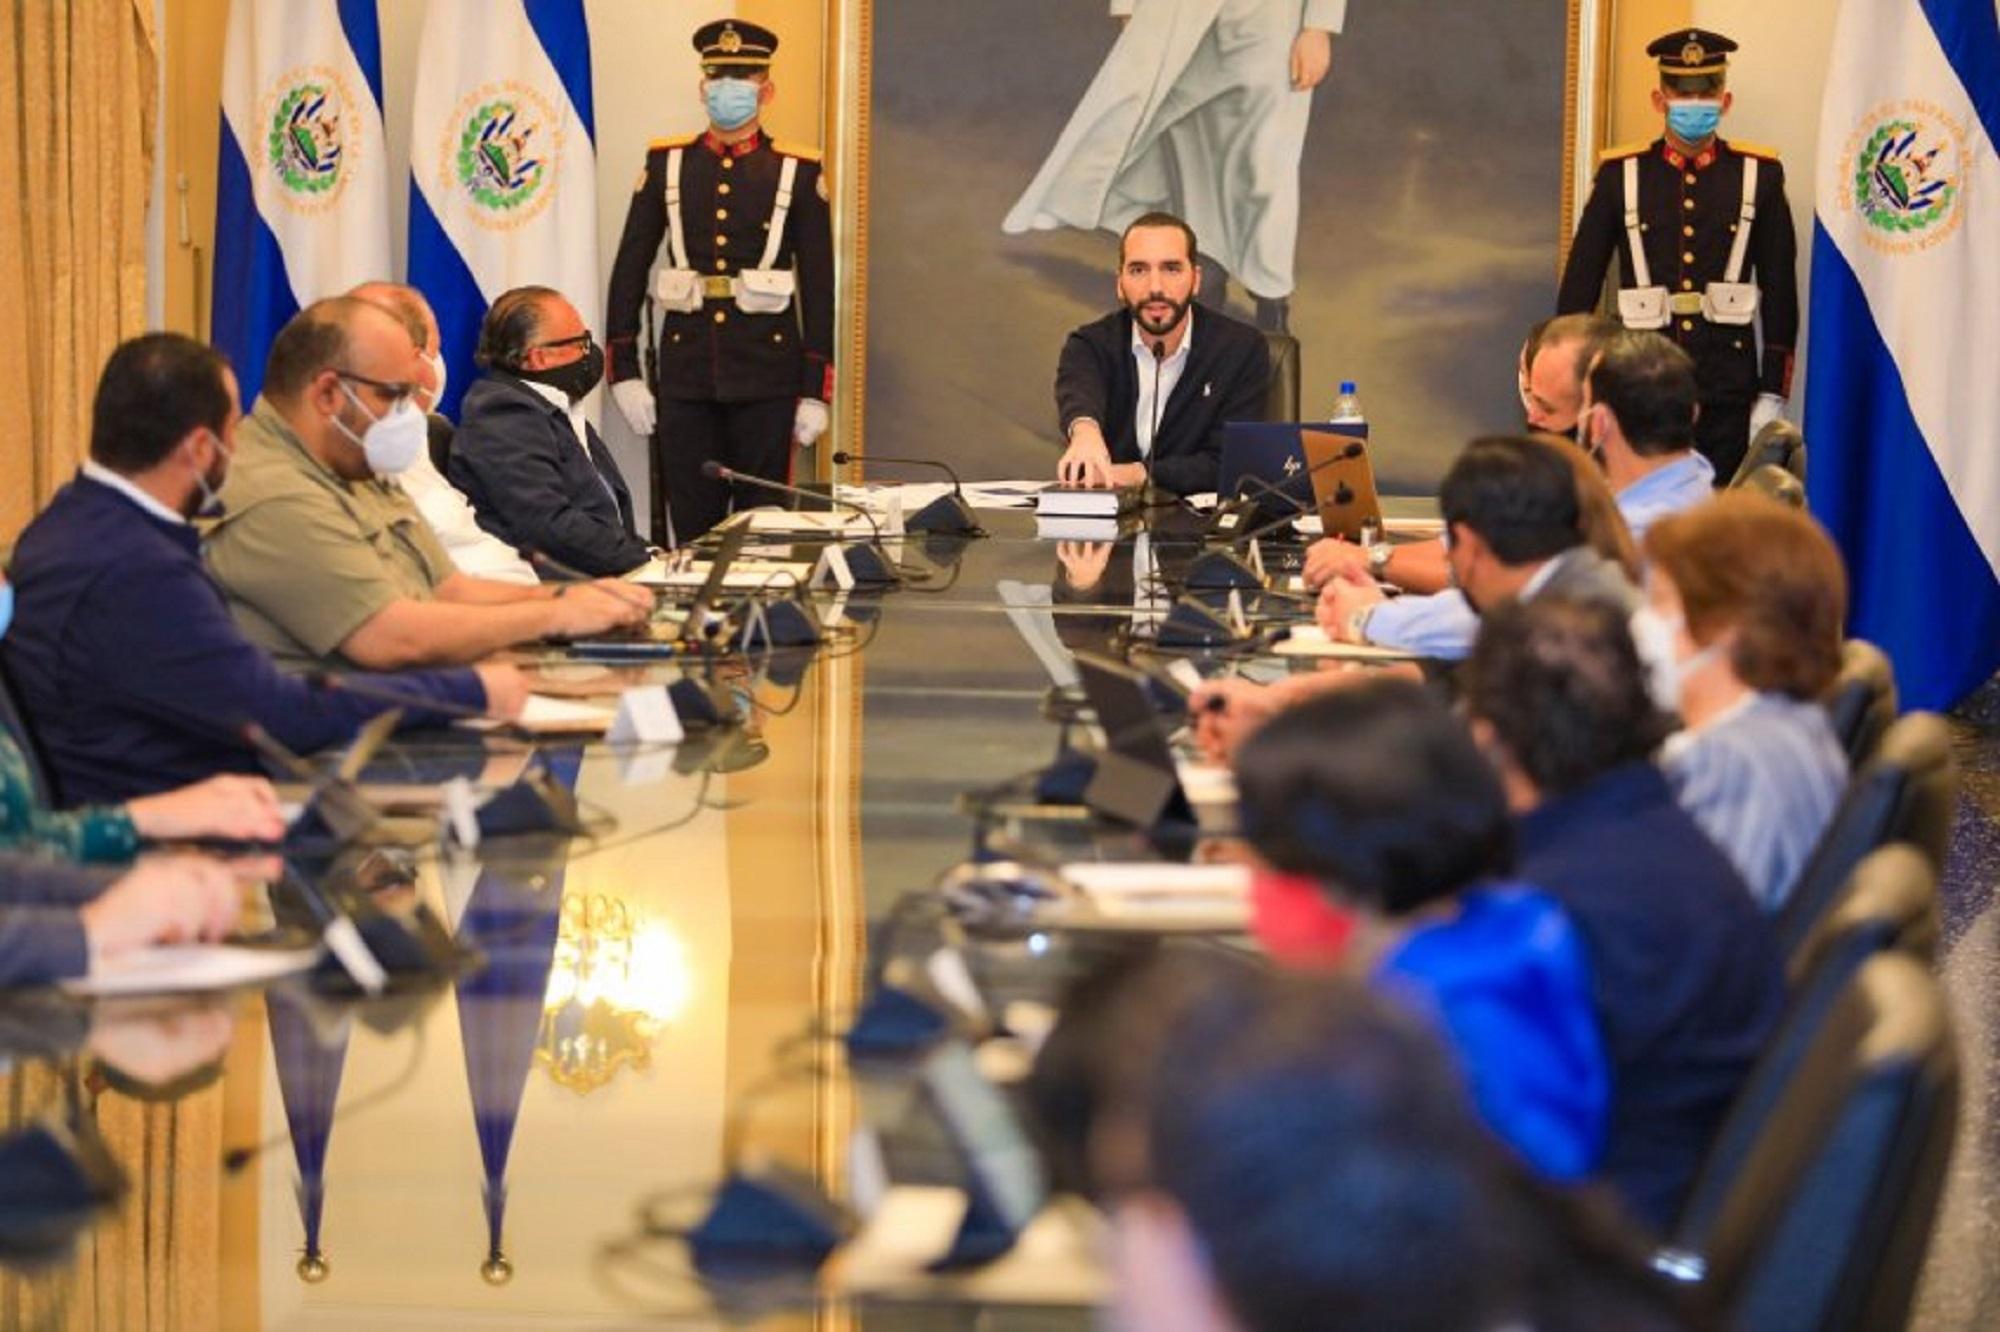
left=449, top=287, right=653, bottom=576
left=1054, top=212, right=1273, bottom=496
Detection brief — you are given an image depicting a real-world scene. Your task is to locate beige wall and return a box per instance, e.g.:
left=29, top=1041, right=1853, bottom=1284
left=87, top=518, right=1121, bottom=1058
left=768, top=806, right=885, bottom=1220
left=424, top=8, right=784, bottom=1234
left=1596, top=0, right=1837, bottom=399
left=157, top=0, right=830, bottom=504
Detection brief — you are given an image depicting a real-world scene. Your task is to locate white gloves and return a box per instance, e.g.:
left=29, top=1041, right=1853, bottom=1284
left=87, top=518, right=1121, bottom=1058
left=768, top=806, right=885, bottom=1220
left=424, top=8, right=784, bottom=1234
left=612, top=379, right=656, bottom=437
left=793, top=398, right=830, bottom=447
left=1748, top=392, right=1785, bottom=444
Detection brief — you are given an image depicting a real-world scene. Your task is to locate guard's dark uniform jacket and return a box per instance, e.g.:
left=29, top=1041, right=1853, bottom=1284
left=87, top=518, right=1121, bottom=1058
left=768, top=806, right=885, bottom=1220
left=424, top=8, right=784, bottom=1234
left=1557, top=136, right=1798, bottom=481
left=605, top=128, right=834, bottom=539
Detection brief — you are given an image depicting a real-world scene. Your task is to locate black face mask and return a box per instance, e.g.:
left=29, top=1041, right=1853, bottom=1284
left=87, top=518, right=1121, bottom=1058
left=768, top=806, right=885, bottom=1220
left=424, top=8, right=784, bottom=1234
left=516, top=339, right=604, bottom=404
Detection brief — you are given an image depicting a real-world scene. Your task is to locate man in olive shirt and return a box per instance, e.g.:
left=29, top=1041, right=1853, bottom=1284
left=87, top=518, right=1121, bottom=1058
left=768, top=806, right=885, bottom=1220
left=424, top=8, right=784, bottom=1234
left=205, top=298, right=650, bottom=672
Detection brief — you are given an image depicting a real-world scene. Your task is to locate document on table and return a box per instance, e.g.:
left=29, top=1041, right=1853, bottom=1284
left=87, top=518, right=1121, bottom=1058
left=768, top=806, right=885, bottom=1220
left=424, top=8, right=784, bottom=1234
left=63, top=942, right=322, bottom=998
left=462, top=694, right=615, bottom=735
left=1273, top=625, right=1420, bottom=662
left=1292, top=514, right=1445, bottom=539
left=1059, top=862, right=1250, bottom=923
left=627, top=558, right=816, bottom=590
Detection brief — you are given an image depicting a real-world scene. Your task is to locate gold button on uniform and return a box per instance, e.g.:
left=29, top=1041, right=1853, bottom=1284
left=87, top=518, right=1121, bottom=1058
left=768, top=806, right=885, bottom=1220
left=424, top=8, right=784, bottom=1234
left=713, top=258, right=727, bottom=271
left=721, top=158, right=734, bottom=170
left=1683, top=225, right=1695, bottom=237
left=718, top=182, right=731, bottom=195
left=716, top=208, right=729, bottom=220
left=714, top=310, right=727, bottom=323
left=1682, top=251, right=1695, bottom=263
left=1684, top=198, right=1696, bottom=210
left=1681, top=319, right=1695, bottom=332
left=1685, top=173, right=1697, bottom=185
left=1681, top=278, right=1695, bottom=290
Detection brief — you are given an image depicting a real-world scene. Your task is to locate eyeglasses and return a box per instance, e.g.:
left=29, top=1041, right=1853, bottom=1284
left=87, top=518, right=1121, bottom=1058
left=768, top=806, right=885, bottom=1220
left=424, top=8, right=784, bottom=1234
left=335, top=370, right=417, bottom=408
left=528, top=332, right=594, bottom=354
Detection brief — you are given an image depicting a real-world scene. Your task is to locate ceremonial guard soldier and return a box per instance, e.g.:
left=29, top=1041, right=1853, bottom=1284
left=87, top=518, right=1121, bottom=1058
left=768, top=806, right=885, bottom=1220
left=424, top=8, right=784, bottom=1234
left=606, top=19, right=835, bottom=542
left=1557, top=28, right=1798, bottom=482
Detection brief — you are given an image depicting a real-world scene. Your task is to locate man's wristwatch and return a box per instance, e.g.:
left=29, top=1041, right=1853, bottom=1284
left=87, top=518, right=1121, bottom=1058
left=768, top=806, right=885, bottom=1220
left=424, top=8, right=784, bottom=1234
left=1365, top=538, right=1393, bottom=578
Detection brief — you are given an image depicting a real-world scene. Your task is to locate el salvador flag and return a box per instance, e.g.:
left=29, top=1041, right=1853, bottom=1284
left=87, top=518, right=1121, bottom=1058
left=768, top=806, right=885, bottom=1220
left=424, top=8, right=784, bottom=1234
left=1806, top=0, right=2000, bottom=710
left=407, top=0, right=598, bottom=420
left=213, top=0, right=392, bottom=405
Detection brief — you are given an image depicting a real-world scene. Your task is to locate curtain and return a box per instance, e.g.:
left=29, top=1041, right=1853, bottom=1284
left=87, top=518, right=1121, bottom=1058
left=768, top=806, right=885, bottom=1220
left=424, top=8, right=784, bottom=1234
left=0, top=0, right=159, bottom=546
left=0, top=1057, right=227, bottom=1332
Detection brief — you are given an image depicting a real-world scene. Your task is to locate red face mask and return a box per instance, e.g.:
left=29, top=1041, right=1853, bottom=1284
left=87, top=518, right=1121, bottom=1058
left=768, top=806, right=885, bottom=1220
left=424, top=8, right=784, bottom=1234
left=1250, top=870, right=1358, bottom=966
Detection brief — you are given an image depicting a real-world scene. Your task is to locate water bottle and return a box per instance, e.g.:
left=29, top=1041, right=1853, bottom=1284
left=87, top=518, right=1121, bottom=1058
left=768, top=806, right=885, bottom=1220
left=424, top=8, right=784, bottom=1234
left=1330, top=381, right=1364, bottom=426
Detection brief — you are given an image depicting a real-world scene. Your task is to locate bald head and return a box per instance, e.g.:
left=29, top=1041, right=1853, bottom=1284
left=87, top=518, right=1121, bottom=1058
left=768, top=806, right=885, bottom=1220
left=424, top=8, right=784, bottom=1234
left=348, top=282, right=438, bottom=351
left=349, top=281, right=446, bottom=408
left=1524, top=313, right=1619, bottom=435
left=263, top=297, right=421, bottom=405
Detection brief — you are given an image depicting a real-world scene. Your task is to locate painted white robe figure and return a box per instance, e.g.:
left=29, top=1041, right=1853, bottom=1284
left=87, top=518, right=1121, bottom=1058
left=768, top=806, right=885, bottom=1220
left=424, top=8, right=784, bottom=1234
left=1003, top=0, right=1346, bottom=322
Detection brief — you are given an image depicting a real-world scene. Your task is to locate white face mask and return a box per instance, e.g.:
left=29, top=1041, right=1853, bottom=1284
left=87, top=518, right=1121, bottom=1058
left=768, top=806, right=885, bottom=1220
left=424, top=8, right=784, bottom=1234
left=189, top=433, right=234, bottom=519
left=332, top=381, right=427, bottom=476
left=422, top=351, right=448, bottom=412
left=1629, top=605, right=1727, bottom=716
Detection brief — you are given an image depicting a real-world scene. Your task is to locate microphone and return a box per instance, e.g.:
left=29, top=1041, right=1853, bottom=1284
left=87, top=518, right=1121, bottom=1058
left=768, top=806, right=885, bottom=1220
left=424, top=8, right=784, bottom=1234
left=1184, top=441, right=1364, bottom=592
left=700, top=461, right=900, bottom=585
left=1148, top=339, right=1167, bottom=500
left=828, top=450, right=982, bottom=536
left=1227, top=440, right=1367, bottom=545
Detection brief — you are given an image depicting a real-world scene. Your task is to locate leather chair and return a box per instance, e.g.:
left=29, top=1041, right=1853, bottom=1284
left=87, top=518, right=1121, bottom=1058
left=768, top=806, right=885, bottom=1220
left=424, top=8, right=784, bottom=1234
left=1785, top=843, right=1938, bottom=989
left=0, top=655, right=53, bottom=807
left=1729, top=417, right=1806, bottom=488
left=426, top=412, right=456, bottom=478
left=1661, top=951, right=1957, bottom=1332
left=1262, top=331, right=1300, bottom=423
left=1822, top=639, right=1898, bottom=766
left=1775, top=711, right=1957, bottom=962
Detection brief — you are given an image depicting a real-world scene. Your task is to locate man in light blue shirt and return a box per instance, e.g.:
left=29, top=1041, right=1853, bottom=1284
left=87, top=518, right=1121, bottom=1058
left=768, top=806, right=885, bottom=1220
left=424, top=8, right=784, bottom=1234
left=1329, top=331, right=1712, bottom=659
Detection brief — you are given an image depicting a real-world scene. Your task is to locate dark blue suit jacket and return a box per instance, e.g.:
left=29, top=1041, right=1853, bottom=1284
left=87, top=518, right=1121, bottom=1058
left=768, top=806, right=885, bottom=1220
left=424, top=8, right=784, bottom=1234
left=1517, top=761, right=1785, bottom=1230
left=1, top=476, right=483, bottom=804
left=1053, top=306, right=1272, bottom=496
left=449, top=374, right=650, bottom=576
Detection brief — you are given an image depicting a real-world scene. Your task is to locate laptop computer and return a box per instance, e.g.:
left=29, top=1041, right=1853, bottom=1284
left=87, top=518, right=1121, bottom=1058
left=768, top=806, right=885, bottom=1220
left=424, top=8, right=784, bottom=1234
left=1217, top=422, right=1311, bottom=513
left=1073, top=651, right=1193, bottom=830
left=1301, top=428, right=1384, bottom=541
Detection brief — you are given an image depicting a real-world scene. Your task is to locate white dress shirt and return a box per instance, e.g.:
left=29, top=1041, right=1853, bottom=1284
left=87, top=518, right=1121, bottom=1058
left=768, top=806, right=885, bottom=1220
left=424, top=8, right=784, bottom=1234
left=81, top=460, right=188, bottom=525
left=398, top=446, right=540, bottom=585
left=519, top=378, right=622, bottom=512
left=1130, top=318, right=1193, bottom=460
left=520, top=378, right=593, bottom=455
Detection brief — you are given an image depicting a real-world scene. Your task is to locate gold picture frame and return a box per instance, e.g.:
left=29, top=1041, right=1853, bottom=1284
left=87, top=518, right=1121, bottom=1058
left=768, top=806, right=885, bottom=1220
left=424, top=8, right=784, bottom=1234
left=826, top=0, right=1611, bottom=460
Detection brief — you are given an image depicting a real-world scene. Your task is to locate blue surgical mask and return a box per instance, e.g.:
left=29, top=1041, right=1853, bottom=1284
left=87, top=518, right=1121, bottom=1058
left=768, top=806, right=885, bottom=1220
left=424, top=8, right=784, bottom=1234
left=705, top=78, right=761, bottom=132
left=1666, top=99, right=1723, bottom=144
left=0, top=583, right=13, bottom=642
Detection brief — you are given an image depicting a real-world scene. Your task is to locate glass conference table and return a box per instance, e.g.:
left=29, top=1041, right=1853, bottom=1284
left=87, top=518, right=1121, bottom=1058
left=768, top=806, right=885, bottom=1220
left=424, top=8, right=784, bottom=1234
left=0, top=499, right=1430, bottom=1330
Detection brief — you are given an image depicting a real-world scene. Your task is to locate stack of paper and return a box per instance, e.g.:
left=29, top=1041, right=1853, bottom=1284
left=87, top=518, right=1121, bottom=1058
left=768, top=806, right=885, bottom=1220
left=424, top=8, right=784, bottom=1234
left=1035, top=515, right=1123, bottom=542
left=1036, top=487, right=1124, bottom=519
left=1059, top=862, right=1250, bottom=923
left=628, top=558, right=816, bottom=590
left=491, top=694, right=617, bottom=735
left=1272, top=625, right=1419, bottom=662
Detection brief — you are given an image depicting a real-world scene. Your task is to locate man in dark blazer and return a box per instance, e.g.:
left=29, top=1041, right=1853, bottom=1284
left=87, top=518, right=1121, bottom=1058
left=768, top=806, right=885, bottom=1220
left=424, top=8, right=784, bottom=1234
left=1054, top=212, right=1272, bottom=496
left=450, top=287, right=653, bottom=576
